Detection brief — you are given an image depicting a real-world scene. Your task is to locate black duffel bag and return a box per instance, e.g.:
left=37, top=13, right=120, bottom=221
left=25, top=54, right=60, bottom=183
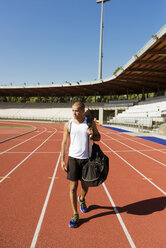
left=82, top=143, right=109, bottom=187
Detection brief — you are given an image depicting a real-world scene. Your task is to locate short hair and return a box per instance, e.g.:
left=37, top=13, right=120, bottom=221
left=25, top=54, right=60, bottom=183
left=72, top=101, right=85, bottom=110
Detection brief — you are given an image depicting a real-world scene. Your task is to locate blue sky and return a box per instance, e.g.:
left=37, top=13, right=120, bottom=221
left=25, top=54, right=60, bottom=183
left=0, top=0, right=165, bottom=86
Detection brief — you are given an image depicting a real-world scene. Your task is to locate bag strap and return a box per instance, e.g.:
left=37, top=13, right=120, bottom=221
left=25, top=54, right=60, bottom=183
left=87, top=117, right=91, bottom=158
left=69, top=119, right=72, bottom=135
left=88, top=135, right=90, bottom=158
left=88, top=134, right=94, bottom=158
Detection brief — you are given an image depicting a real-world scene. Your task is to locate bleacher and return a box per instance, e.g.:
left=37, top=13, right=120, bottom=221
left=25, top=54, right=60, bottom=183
left=0, top=102, right=73, bottom=122
left=0, top=97, right=166, bottom=132
left=110, top=96, right=166, bottom=129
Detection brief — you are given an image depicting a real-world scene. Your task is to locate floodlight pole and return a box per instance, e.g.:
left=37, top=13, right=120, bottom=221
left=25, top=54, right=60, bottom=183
left=97, top=0, right=110, bottom=80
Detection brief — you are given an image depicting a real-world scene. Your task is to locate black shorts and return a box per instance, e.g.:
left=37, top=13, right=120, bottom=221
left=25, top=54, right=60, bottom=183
left=67, top=156, right=88, bottom=181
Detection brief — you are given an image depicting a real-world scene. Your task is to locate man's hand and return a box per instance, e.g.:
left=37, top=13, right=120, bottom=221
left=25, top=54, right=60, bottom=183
left=88, top=128, right=93, bottom=139
left=87, top=121, right=101, bottom=141
left=61, top=161, right=67, bottom=172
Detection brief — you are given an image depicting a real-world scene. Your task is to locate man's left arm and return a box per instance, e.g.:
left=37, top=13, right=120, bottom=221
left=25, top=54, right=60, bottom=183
left=90, top=120, right=101, bottom=141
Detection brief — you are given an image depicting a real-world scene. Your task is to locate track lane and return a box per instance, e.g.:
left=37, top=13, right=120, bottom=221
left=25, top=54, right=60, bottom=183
left=0, top=125, right=61, bottom=248
left=0, top=121, right=37, bottom=142
left=101, top=137, right=166, bottom=193
left=30, top=153, right=61, bottom=248
left=33, top=126, right=166, bottom=248
left=100, top=139, right=166, bottom=195
left=0, top=127, right=47, bottom=155
left=34, top=162, right=134, bottom=248
left=99, top=126, right=166, bottom=191
left=0, top=124, right=46, bottom=152
left=0, top=153, right=61, bottom=248
left=101, top=150, right=166, bottom=248
left=0, top=123, right=166, bottom=247
left=0, top=128, right=57, bottom=183
left=101, top=131, right=166, bottom=166
left=115, top=132, right=166, bottom=154
left=0, top=129, right=49, bottom=177
left=102, top=127, right=166, bottom=154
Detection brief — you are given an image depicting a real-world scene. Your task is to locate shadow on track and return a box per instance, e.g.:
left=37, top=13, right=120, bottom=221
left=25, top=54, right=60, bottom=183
left=79, top=197, right=166, bottom=226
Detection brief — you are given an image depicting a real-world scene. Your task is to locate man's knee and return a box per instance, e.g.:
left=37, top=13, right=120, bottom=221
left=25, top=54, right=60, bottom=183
left=70, top=181, right=78, bottom=193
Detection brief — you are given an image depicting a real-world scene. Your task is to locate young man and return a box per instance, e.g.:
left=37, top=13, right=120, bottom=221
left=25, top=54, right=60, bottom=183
left=61, top=101, right=101, bottom=228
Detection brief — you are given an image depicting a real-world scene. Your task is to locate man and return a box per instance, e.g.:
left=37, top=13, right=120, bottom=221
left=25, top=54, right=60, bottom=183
left=61, top=101, right=101, bottom=228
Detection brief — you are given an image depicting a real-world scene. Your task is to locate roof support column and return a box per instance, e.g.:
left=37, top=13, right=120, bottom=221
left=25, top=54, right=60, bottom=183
left=115, top=108, right=118, bottom=117
left=99, top=107, right=103, bottom=124
left=142, top=87, right=145, bottom=101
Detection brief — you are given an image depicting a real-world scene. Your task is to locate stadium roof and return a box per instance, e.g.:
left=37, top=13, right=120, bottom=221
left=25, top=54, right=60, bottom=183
left=0, top=25, right=166, bottom=97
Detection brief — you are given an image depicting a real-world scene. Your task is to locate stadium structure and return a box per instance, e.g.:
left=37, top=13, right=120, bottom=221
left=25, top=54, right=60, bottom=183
left=0, top=25, right=166, bottom=135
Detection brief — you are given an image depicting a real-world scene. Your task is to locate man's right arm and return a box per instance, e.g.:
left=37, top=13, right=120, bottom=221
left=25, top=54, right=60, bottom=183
left=61, top=122, right=69, bottom=172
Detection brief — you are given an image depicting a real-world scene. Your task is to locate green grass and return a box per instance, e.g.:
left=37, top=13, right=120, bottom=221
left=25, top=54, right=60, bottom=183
left=0, top=126, right=33, bottom=129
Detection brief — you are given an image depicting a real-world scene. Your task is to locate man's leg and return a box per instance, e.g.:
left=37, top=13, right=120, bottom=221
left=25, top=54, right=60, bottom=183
left=80, top=181, right=88, bottom=201
left=69, top=180, right=78, bottom=214
left=78, top=181, right=88, bottom=213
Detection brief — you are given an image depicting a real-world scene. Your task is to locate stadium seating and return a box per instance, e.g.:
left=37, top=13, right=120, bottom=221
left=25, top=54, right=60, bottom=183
left=0, top=102, right=73, bottom=121
left=0, top=97, right=166, bottom=132
left=110, top=96, right=166, bottom=129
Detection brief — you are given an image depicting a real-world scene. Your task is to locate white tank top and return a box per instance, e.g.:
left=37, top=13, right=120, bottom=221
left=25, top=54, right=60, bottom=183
left=69, top=117, right=92, bottom=159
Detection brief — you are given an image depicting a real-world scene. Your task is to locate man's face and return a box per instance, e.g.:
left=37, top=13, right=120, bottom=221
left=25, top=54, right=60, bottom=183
left=72, top=104, right=84, bottom=120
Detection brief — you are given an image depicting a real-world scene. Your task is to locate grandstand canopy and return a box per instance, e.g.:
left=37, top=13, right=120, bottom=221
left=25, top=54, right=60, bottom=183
left=0, top=25, right=166, bottom=97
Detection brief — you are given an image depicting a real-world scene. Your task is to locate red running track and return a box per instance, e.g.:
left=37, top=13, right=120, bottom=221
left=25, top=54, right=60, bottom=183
left=0, top=121, right=165, bottom=248
left=0, top=121, right=36, bottom=143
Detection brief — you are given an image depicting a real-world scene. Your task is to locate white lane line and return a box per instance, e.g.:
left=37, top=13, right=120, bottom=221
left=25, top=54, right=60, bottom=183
left=0, top=128, right=47, bottom=155
left=101, top=132, right=166, bottom=167
left=6, top=148, right=166, bottom=155
left=101, top=140, right=166, bottom=196
left=0, top=129, right=57, bottom=184
left=102, top=148, right=166, bottom=153
left=4, top=151, right=60, bottom=154
left=30, top=153, right=61, bottom=248
left=102, top=183, right=136, bottom=248
left=102, top=128, right=166, bottom=154
left=112, top=149, right=161, bottom=153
